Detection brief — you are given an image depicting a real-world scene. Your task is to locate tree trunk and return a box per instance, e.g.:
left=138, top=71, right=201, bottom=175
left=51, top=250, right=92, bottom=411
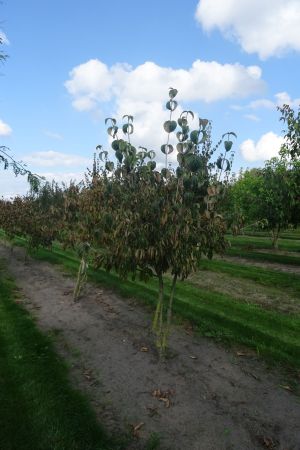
left=271, top=227, right=280, bottom=249
left=73, top=257, right=88, bottom=301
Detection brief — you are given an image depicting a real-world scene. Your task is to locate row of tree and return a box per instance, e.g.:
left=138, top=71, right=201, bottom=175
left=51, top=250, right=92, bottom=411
left=0, top=89, right=299, bottom=354
left=0, top=89, right=234, bottom=355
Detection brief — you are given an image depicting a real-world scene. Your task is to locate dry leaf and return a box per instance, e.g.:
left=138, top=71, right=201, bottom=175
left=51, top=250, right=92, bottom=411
left=189, top=355, right=197, bottom=359
left=279, top=384, right=293, bottom=392
left=140, top=347, right=148, bottom=352
left=131, top=422, right=144, bottom=437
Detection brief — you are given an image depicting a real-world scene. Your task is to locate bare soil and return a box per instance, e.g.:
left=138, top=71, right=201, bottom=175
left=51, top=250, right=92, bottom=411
left=1, top=243, right=300, bottom=450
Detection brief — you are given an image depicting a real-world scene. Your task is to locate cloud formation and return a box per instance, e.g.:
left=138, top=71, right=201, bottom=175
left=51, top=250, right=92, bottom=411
left=23, top=151, right=90, bottom=168
left=65, top=58, right=264, bottom=159
left=195, top=0, right=300, bottom=59
left=240, top=132, right=284, bottom=162
left=0, top=119, right=12, bottom=136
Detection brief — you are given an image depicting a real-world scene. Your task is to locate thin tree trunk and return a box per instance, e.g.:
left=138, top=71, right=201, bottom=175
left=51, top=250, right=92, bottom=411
left=271, top=227, right=280, bottom=249
left=163, top=273, right=178, bottom=349
left=152, top=273, right=164, bottom=333
left=167, top=273, right=177, bottom=333
left=73, top=257, right=87, bottom=301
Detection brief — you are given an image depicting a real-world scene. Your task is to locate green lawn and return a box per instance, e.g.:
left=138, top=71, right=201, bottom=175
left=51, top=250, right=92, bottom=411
left=4, top=235, right=299, bottom=369
left=0, top=262, right=127, bottom=450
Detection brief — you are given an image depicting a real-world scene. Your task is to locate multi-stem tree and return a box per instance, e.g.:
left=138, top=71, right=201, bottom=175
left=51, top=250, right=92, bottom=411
left=84, top=89, right=235, bottom=354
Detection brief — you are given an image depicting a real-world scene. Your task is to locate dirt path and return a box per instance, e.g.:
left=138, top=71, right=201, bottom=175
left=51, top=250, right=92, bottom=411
left=1, top=243, right=300, bottom=450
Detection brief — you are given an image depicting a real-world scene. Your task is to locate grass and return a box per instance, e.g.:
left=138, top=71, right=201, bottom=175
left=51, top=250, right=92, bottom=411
left=224, top=234, right=300, bottom=266
left=0, top=261, right=127, bottom=450
left=3, top=235, right=300, bottom=370
left=227, top=234, right=300, bottom=252
left=198, top=258, right=300, bottom=298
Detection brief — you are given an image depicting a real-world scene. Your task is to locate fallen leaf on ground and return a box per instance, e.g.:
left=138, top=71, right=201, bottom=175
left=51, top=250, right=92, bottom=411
left=189, top=355, right=197, bottom=359
left=140, top=347, right=148, bottom=352
left=256, top=434, right=278, bottom=449
left=279, top=384, right=293, bottom=392
left=131, top=422, right=144, bottom=437
left=152, top=388, right=175, bottom=407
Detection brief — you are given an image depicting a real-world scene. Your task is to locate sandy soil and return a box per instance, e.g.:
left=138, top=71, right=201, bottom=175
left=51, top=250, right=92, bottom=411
left=1, top=243, right=300, bottom=450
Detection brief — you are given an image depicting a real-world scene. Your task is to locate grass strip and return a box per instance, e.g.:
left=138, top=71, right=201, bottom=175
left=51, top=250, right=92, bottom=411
left=6, top=237, right=300, bottom=369
left=226, top=246, right=300, bottom=266
left=0, top=262, right=127, bottom=450
left=227, top=235, right=300, bottom=253
left=198, top=258, right=300, bottom=298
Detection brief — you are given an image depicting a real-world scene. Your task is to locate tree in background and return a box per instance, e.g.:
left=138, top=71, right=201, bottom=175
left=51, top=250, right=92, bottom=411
left=279, top=104, right=300, bottom=160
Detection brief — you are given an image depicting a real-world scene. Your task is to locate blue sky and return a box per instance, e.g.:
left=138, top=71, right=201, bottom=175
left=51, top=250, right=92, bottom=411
left=1, top=0, right=300, bottom=196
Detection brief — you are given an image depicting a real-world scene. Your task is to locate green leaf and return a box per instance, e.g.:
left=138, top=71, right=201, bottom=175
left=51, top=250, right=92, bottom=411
left=166, top=100, right=178, bottom=111
left=147, top=160, right=156, bottom=171
left=177, top=153, right=183, bottom=164
left=99, top=151, right=108, bottom=162
left=224, top=140, right=233, bottom=152
left=169, top=87, right=178, bottom=99
left=147, top=150, right=156, bottom=160
left=111, top=140, right=119, bottom=151
left=199, top=118, right=209, bottom=129
left=163, top=120, right=177, bottom=133
left=105, top=117, right=117, bottom=126
left=105, top=161, right=114, bottom=171
left=222, top=131, right=237, bottom=139
left=96, top=145, right=102, bottom=151
left=176, top=131, right=188, bottom=142
left=176, top=143, right=184, bottom=153
left=122, top=123, right=134, bottom=135
left=119, top=140, right=127, bottom=151
left=190, top=130, right=199, bottom=145
left=216, top=156, right=223, bottom=170
left=115, top=150, right=123, bottom=163
left=178, top=117, right=188, bottom=127
left=122, top=114, right=134, bottom=122
left=181, top=111, right=194, bottom=121
left=186, top=155, right=202, bottom=172
left=107, top=126, right=118, bottom=138
left=161, top=144, right=174, bottom=155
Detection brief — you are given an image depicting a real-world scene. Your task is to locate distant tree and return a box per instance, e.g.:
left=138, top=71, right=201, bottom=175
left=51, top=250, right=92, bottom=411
left=229, top=159, right=299, bottom=248
left=278, top=104, right=300, bottom=160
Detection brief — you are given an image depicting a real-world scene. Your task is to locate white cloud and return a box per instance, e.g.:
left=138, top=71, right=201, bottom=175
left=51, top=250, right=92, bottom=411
left=240, top=132, right=284, bottom=162
left=274, top=91, right=300, bottom=108
left=23, top=151, right=90, bottom=168
left=65, top=58, right=264, bottom=164
left=231, top=91, right=300, bottom=112
left=0, top=170, right=85, bottom=199
left=44, top=131, right=63, bottom=140
left=244, top=114, right=260, bottom=122
left=248, top=99, right=275, bottom=110
left=65, top=59, right=264, bottom=108
left=195, top=0, right=300, bottom=59
left=0, top=119, right=12, bottom=136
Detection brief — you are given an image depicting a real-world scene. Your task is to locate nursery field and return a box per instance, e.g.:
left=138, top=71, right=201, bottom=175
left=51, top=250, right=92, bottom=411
left=0, top=230, right=299, bottom=450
